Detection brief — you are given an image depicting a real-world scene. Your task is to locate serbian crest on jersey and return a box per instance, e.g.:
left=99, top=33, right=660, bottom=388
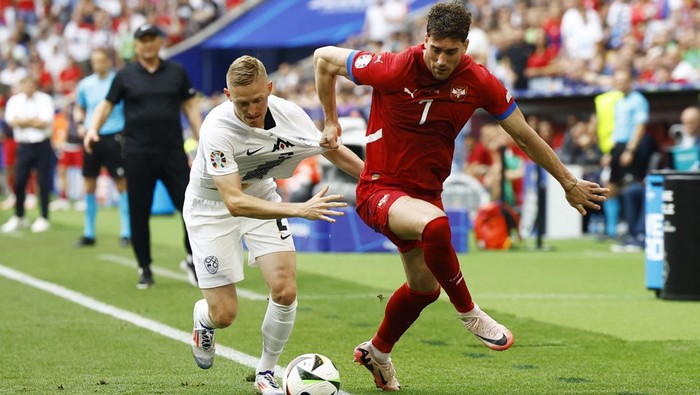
left=354, top=54, right=373, bottom=69
left=450, top=85, right=468, bottom=102
left=209, top=150, right=226, bottom=169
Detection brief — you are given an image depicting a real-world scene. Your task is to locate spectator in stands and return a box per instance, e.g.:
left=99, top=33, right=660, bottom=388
left=192, top=0, right=220, bottom=31
left=560, top=0, right=604, bottom=62
left=363, top=0, right=392, bottom=46
left=678, top=105, right=700, bottom=151
left=524, top=29, right=559, bottom=92
left=57, top=56, right=83, bottom=96
left=1, top=76, right=55, bottom=233
left=606, top=0, right=633, bottom=49
left=500, top=26, right=533, bottom=91
left=558, top=116, right=602, bottom=173
left=0, top=57, right=28, bottom=90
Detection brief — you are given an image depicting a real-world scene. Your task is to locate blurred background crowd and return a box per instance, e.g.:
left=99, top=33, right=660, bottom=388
left=0, top=0, right=699, bottom=244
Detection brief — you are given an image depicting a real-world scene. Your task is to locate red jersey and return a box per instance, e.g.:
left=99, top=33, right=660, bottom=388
left=348, top=45, right=516, bottom=196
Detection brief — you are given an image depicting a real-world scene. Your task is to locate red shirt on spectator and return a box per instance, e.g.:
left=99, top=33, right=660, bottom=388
left=58, top=63, right=83, bottom=95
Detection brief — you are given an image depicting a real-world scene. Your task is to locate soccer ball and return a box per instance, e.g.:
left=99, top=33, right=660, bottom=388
left=283, top=353, right=341, bottom=395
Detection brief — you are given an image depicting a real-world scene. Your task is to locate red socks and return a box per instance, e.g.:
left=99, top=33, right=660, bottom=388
left=372, top=216, right=474, bottom=353
left=421, top=216, right=474, bottom=313
left=372, top=283, right=440, bottom=353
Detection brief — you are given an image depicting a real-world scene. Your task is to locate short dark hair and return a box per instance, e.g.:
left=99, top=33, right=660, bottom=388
left=426, top=2, right=472, bottom=41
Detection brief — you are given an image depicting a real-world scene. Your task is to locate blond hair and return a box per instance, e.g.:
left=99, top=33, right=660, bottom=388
left=226, top=55, right=268, bottom=88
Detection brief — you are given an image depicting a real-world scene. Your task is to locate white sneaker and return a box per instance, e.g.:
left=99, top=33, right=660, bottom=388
left=1, top=215, right=29, bottom=232
left=49, top=198, right=71, bottom=211
left=254, top=371, right=283, bottom=395
left=191, top=327, right=215, bottom=369
left=30, top=217, right=50, bottom=233
left=460, top=304, right=514, bottom=351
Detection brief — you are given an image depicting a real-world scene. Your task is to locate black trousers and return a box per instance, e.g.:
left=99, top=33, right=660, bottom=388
left=15, top=140, right=55, bottom=219
left=124, top=150, right=192, bottom=270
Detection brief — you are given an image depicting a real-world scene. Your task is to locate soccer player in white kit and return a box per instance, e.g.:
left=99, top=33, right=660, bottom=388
left=184, top=55, right=364, bottom=395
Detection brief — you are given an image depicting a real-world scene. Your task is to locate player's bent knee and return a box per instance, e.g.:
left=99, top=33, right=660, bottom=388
left=422, top=216, right=451, bottom=243
left=209, top=306, right=238, bottom=328
left=270, top=285, right=297, bottom=306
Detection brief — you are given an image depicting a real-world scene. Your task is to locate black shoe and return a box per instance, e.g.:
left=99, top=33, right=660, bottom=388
left=137, top=269, right=154, bottom=289
left=119, top=237, right=131, bottom=248
left=74, top=236, right=96, bottom=248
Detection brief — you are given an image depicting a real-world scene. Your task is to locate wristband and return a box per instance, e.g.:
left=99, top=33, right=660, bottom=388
left=565, top=178, right=578, bottom=193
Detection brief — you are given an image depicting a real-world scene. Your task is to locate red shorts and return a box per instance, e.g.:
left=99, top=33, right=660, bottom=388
left=3, top=137, right=17, bottom=167
left=58, top=148, right=83, bottom=167
left=355, top=183, right=444, bottom=253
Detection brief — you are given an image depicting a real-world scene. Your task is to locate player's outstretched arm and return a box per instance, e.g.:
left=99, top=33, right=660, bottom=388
left=214, top=173, right=347, bottom=222
left=498, top=107, right=609, bottom=215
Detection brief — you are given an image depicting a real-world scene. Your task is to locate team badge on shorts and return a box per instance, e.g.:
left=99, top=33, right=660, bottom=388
left=450, top=85, right=468, bottom=102
left=204, top=256, right=219, bottom=274
left=354, top=54, right=373, bottom=69
left=210, top=150, right=227, bottom=169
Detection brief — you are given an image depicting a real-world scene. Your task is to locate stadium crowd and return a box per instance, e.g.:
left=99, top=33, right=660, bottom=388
left=0, top=0, right=699, bottom=243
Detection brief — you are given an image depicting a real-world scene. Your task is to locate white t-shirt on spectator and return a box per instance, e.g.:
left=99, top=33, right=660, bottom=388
left=4, top=90, right=55, bottom=143
left=63, top=20, right=93, bottom=63
left=561, top=7, right=603, bottom=61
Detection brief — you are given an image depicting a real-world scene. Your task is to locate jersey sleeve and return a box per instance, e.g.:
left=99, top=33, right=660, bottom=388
left=105, top=70, right=124, bottom=105
left=347, top=50, right=406, bottom=91
left=200, top=118, right=239, bottom=177
left=176, top=64, right=197, bottom=100
left=475, top=64, right=517, bottom=120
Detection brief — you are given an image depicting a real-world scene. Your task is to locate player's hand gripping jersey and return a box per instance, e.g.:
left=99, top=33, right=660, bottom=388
left=347, top=45, right=517, bottom=195
left=190, top=95, right=325, bottom=200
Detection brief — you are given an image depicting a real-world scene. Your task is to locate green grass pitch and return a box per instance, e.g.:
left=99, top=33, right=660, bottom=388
left=1, top=208, right=699, bottom=394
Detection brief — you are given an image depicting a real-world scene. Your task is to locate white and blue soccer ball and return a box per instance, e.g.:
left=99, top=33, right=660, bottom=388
left=283, top=353, right=341, bottom=395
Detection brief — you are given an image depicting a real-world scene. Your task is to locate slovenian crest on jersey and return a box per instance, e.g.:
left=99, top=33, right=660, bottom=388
left=209, top=150, right=226, bottom=168
left=450, top=85, right=468, bottom=102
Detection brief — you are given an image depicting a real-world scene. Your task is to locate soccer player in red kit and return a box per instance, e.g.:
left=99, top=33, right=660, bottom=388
left=314, top=2, right=609, bottom=391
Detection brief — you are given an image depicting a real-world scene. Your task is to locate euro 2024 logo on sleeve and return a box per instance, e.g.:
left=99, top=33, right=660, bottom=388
left=210, top=150, right=226, bottom=169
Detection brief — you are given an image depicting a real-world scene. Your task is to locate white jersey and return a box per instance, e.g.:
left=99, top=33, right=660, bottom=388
left=188, top=95, right=325, bottom=201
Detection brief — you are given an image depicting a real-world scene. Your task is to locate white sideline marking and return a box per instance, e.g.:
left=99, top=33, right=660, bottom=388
left=99, top=254, right=269, bottom=301
left=0, top=264, right=278, bottom=374
left=0, top=264, right=355, bottom=394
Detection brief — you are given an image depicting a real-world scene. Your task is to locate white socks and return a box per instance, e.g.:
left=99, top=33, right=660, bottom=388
left=256, top=297, right=297, bottom=373
left=193, top=299, right=216, bottom=329
left=369, top=341, right=391, bottom=363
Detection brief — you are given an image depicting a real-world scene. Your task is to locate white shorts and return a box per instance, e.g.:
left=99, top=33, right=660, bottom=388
left=184, top=194, right=295, bottom=289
